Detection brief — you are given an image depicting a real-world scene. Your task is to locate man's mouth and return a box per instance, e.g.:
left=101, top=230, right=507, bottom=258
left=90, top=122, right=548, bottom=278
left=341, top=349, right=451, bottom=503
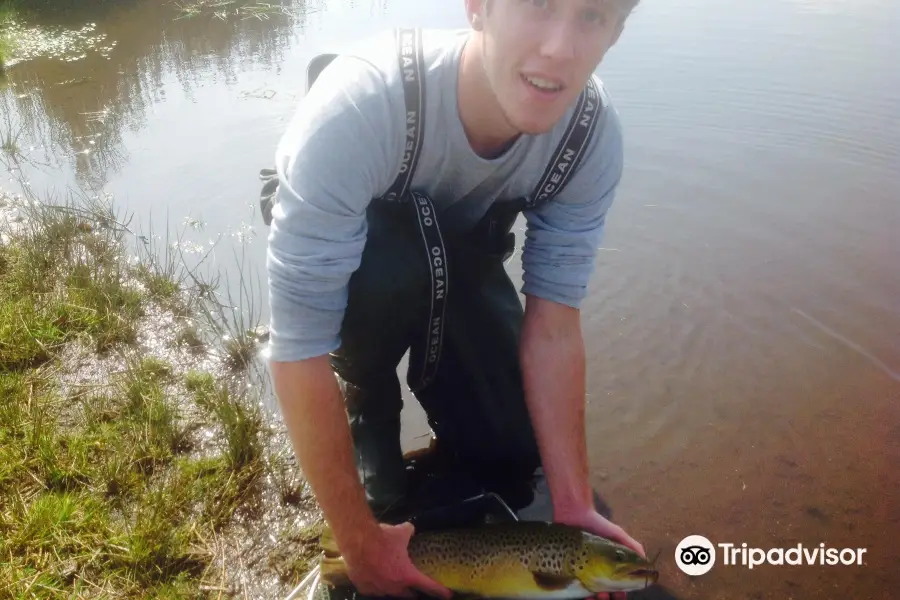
left=522, top=74, right=564, bottom=93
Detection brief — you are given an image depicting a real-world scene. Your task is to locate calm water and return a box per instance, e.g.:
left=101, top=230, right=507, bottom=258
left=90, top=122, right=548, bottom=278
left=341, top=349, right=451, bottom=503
left=2, top=0, right=898, bottom=597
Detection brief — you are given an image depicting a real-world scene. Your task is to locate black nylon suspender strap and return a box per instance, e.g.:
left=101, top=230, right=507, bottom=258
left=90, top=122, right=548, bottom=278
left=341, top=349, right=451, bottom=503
left=527, top=76, right=603, bottom=208
left=477, top=76, right=603, bottom=256
left=408, top=191, right=448, bottom=392
left=377, top=28, right=446, bottom=391
left=381, top=27, right=426, bottom=202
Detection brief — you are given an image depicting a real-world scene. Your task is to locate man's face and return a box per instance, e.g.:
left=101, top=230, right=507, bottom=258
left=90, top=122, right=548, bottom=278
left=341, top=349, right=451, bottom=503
left=469, top=0, right=626, bottom=135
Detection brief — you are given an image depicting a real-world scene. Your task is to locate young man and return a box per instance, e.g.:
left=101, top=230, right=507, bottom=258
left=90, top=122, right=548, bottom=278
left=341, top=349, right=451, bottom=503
left=266, top=0, right=644, bottom=598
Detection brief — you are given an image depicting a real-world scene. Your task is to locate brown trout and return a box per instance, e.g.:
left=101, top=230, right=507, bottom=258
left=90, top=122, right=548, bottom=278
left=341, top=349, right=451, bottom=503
left=319, top=521, right=659, bottom=597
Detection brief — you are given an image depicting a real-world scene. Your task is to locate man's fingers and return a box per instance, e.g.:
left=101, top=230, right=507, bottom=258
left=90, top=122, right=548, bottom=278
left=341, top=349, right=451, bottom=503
left=619, top=534, right=644, bottom=556
left=410, top=569, right=452, bottom=599
left=415, top=579, right=452, bottom=599
left=611, top=529, right=646, bottom=559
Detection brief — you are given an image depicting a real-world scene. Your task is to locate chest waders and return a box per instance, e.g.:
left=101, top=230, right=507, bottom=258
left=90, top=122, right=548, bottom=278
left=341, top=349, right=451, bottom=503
left=261, top=29, right=604, bottom=521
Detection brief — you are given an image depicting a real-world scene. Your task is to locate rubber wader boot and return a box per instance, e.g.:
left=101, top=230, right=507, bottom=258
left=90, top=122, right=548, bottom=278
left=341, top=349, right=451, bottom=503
left=329, top=199, right=440, bottom=518
left=338, top=373, right=409, bottom=516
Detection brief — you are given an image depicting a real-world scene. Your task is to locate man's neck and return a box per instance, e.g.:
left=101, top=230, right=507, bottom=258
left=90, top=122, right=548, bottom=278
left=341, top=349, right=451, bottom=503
left=457, top=33, right=521, bottom=160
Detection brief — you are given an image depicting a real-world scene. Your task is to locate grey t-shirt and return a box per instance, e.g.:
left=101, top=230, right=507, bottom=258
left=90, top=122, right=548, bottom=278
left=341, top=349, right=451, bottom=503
left=266, top=28, right=625, bottom=363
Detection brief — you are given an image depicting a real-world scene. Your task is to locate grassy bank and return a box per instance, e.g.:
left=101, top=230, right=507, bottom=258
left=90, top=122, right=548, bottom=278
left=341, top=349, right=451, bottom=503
left=0, top=188, right=324, bottom=598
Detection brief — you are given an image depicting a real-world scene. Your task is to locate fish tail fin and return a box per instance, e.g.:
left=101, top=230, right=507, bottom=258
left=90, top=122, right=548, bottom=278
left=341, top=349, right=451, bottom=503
left=320, top=555, right=352, bottom=587
left=319, top=523, right=341, bottom=558
left=312, top=523, right=353, bottom=588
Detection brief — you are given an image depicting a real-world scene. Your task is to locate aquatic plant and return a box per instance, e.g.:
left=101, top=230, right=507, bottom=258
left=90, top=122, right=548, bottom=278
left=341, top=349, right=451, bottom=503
left=0, top=35, right=10, bottom=69
left=174, top=0, right=292, bottom=21
left=0, top=2, right=15, bottom=69
left=0, top=19, right=115, bottom=65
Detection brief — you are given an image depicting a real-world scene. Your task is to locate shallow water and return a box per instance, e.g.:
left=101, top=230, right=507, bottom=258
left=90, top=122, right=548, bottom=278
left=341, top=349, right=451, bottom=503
left=2, top=0, right=898, bottom=597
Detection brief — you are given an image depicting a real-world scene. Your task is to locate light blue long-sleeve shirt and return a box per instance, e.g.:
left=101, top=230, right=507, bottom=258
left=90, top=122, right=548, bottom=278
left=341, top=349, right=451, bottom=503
left=266, top=29, right=625, bottom=362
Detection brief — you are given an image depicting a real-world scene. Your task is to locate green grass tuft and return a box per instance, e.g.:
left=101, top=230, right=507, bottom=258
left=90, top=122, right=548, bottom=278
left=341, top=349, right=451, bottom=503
left=0, top=360, right=259, bottom=594
left=0, top=189, right=319, bottom=596
left=0, top=198, right=144, bottom=370
left=188, top=370, right=264, bottom=473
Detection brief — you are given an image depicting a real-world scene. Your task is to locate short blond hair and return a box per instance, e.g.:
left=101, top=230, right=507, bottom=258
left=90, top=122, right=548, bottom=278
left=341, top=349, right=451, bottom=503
left=483, top=0, right=640, bottom=19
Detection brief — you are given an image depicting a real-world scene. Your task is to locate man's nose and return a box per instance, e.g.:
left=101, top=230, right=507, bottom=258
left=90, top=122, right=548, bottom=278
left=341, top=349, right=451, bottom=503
left=539, top=18, right=577, bottom=60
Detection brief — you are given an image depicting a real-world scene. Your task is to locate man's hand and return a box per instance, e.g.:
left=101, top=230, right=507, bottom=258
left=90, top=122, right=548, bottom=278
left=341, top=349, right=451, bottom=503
left=518, top=297, right=648, bottom=600
left=555, top=507, right=647, bottom=600
left=270, top=358, right=450, bottom=599
left=341, top=521, right=453, bottom=599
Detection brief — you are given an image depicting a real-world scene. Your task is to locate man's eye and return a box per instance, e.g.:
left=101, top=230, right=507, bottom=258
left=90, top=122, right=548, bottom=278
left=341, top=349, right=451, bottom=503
left=582, top=9, right=607, bottom=25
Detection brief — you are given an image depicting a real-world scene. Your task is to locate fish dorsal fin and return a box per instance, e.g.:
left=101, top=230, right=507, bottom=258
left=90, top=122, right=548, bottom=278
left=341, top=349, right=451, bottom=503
left=532, top=572, right=576, bottom=590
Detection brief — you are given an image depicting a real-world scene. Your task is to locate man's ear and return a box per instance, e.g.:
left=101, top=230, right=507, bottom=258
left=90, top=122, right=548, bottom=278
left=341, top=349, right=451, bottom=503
left=465, top=0, right=486, bottom=30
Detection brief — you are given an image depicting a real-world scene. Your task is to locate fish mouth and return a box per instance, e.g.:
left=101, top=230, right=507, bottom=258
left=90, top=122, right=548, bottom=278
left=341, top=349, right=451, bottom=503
left=627, top=568, right=659, bottom=584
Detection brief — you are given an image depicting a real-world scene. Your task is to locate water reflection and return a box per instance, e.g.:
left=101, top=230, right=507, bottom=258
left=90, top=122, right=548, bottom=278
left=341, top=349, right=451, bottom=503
left=1, top=0, right=314, bottom=190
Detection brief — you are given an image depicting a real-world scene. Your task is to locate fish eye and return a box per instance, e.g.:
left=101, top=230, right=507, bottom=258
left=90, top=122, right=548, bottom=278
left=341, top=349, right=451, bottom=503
left=615, top=549, right=626, bottom=562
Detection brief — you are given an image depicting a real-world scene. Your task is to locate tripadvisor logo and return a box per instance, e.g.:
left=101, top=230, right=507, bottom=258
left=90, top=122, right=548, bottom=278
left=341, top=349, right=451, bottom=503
left=675, top=535, right=716, bottom=576
left=675, top=535, right=867, bottom=575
